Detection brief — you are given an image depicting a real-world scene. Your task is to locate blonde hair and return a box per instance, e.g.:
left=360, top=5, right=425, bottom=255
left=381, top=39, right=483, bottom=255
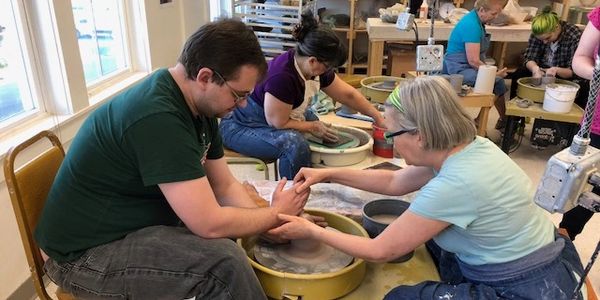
left=474, top=0, right=507, bottom=11
left=385, top=76, right=477, bottom=151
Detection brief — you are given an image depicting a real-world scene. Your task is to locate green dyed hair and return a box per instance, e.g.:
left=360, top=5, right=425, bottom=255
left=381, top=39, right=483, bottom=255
left=531, top=6, right=560, bottom=35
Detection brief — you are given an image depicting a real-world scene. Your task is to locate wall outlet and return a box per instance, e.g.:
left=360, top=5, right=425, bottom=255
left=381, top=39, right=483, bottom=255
left=395, top=12, right=414, bottom=31
left=416, top=44, right=444, bottom=72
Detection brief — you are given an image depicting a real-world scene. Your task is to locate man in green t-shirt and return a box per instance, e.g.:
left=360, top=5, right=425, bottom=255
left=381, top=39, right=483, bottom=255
left=34, top=19, right=310, bottom=299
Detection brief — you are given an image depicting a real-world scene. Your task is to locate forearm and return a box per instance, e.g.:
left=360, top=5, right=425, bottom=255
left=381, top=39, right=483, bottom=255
left=340, top=90, right=384, bottom=124
left=279, top=119, right=315, bottom=133
left=193, top=206, right=281, bottom=238
left=326, top=168, right=399, bottom=195
left=572, top=56, right=595, bottom=80
left=555, top=67, right=574, bottom=79
left=213, top=180, right=256, bottom=208
left=525, top=60, right=540, bottom=73
left=310, top=225, right=389, bottom=262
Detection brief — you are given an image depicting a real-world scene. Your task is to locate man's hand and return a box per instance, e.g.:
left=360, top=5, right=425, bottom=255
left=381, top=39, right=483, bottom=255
left=270, top=178, right=310, bottom=217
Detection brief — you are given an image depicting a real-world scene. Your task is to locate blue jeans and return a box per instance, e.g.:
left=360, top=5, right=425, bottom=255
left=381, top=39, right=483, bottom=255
left=384, top=231, right=585, bottom=299
left=44, top=226, right=266, bottom=300
left=220, top=98, right=318, bottom=179
left=444, top=52, right=507, bottom=97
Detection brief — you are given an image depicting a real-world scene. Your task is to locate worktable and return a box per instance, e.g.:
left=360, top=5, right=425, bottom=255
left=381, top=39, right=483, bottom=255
left=366, top=18, right=533, bottom=76
left=501, top=98, right=584, bottom=153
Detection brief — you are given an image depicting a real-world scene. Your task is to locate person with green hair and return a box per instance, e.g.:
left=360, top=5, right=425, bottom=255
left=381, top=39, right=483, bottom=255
left=509, top=6, right=588, bottom=108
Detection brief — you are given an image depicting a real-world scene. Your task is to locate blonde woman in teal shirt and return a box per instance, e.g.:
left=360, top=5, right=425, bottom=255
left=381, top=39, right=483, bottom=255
left=272, top=76, right=586, bottom=299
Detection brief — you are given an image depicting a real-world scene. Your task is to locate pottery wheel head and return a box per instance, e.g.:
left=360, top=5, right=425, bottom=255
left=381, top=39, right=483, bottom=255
left=253, top=227, right=354, bottom=274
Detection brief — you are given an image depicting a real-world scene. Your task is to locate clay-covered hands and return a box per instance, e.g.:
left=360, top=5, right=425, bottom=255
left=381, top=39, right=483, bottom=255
left=544, top=67, right=559, bottom=77
left=270, top=178, right=310, bottom=217
left=300, top=212, right=328, bottom=228
left=311, top=121, right=339, bottom=143
left=532, top=65, right=545, bottom=78
left=270, top=213, right=321, bottom=240
left=293, top=167, right=331, bottom=193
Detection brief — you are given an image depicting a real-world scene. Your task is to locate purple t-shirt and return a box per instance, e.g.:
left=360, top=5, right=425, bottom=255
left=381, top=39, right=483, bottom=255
left=249, top=49, right=336, bottom=108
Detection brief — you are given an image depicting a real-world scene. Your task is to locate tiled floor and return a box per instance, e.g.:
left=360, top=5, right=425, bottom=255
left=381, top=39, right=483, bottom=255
left=40, top=107, right=600, bottom=299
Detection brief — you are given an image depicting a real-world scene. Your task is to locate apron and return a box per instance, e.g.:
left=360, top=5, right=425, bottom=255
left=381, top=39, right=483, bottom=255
left=443, top=22, right=491, bottom=75
left=290, top=57, right=321, bottom=121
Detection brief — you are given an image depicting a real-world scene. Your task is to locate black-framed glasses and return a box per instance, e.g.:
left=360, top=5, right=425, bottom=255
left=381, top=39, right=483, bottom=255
left=212, top=70, right=252, bottom=104
left=384, top=128, right=415, bottom=144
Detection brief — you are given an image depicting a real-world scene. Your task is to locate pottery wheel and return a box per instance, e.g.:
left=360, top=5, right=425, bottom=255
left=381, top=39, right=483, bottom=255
left=307, top=131, right=360, bottom=149
left=253, top=227, right=353, bottom=274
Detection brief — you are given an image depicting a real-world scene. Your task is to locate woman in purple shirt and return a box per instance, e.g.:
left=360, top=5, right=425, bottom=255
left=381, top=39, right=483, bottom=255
left=220, top=11, right=384, bottom=179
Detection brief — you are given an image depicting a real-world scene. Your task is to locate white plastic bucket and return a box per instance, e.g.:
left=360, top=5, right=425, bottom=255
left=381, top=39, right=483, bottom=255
left=542, top=84, right=579, bottom=113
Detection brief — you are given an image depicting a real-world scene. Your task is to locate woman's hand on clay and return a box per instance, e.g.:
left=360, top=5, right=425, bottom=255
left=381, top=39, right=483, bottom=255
left=311, top=121, right=339, bottom=143
left=301, top=212, right=328, bottom=227
left=269, top=213, right=318, bottom=240
left=532, top=66, right=544, bottom=78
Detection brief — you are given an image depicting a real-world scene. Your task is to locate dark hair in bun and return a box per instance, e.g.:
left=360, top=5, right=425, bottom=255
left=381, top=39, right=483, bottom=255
left=291, top=10, right=347, bottom=68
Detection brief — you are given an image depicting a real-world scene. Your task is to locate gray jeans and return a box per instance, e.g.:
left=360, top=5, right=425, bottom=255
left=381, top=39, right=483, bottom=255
left=44, top=226, right=266, bottom=300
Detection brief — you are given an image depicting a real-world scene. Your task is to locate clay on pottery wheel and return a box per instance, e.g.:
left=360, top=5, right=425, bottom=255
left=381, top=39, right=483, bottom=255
left=253, top=227, right=354, bottom=274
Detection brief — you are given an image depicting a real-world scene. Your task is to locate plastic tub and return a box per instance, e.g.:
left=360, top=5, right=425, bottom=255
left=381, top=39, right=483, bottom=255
left=543, top=83, right=580, bottom=113
left=372, top=124, right=393, bottom=158
left=310, top=125, right=373, bottom=167
left=362, top=199, right=414, bottom=263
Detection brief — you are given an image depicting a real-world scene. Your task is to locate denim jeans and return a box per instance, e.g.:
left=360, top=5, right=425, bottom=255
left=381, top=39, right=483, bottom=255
left=444, top=52, right=507, bottom=97
left=44, top=226, right=266, bottom=300
left=220, top=97, right=318, bottom=179
left=384, top=231, right=585, bottom=300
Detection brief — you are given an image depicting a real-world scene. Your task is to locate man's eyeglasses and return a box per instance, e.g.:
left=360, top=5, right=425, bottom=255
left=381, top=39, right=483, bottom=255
left=384, top=128, right=415, bottom=144
left=212, top=70, right=252, bottom=104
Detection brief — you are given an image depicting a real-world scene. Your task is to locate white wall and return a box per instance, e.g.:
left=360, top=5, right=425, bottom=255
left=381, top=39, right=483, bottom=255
left=0, top=0, right=209, bottom=298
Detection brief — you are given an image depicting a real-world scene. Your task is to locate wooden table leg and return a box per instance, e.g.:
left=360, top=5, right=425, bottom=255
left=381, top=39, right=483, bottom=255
left=368, top=41, right=384, bottom=76
left=478, top=107, right=490, bottom=136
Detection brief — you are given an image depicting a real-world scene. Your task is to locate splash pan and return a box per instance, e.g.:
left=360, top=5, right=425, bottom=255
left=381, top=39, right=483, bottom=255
left=237, top=209, right=368, bottom=300
left=310, top=125, right=373, bottom=167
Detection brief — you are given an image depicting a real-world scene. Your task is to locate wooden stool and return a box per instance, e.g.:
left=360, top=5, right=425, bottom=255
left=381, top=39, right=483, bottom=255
left=224, top=148, right=278, bottom=180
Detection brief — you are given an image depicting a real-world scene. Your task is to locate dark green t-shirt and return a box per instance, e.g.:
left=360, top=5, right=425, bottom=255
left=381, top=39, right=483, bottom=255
left=35, top=69, right=224, bottom=263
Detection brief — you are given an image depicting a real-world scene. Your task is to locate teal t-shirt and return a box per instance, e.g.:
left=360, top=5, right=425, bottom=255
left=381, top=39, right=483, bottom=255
left=35, top=69, right=224, bottom=263
left=409, top=137, right=555, bottom=265
left=446, top=10, right=484, bottom=55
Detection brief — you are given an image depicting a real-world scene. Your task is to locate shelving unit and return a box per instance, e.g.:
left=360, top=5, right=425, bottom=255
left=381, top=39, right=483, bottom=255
left=232, top=0, right=317, bottom=61
left=315, top=0, right=408, bottom=75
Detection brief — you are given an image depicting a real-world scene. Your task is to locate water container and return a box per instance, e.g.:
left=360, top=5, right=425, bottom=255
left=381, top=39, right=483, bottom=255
left=372, top=124, right=393, bottom=158
left=542, top=83, right=580, bottom=113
